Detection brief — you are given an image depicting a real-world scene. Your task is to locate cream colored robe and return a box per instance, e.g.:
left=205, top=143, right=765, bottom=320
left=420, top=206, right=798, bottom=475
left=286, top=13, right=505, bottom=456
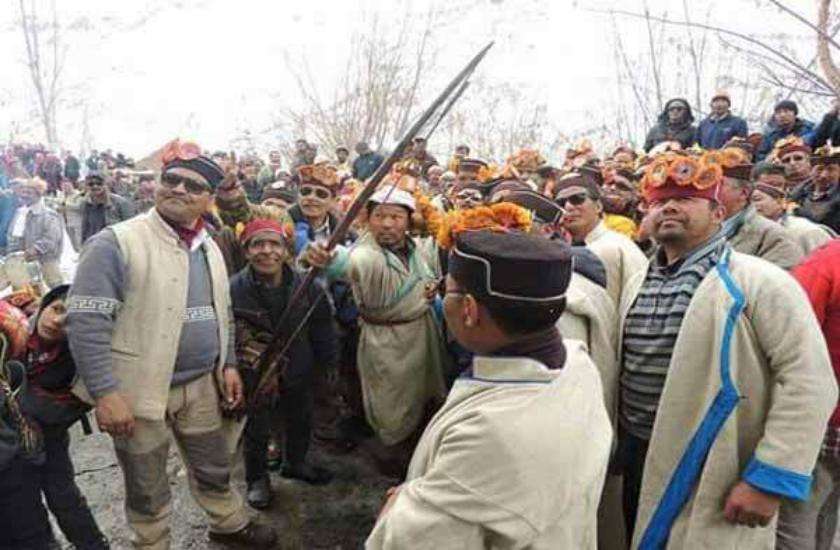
left=558, top=273, right=618, bottom=423
left=780, top=214, right=835, bottom=256
left=585, top=220, right=649, bottom=308
left=328, top=233, right=448, bottom=445
left=727, top=206, right=803, bottom=270
left=616, top=248, right=837, bottom=549
left=366, top=342, right=612, bottom=550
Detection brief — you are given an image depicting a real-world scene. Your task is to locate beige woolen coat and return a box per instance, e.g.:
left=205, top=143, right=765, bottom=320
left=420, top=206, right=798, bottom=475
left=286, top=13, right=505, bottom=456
left=616, top=248, right=837, bottom=549
left=727, top=206, right=803, bottom=269
left=585, top=220, right=649, bottom=308
left=780, top=214, right=835, bottom=256
left=366, top=342, right=612, bottom=550
left=559, top=273, right=618, bottom=422
left=327, top=233, right=449, bottom=445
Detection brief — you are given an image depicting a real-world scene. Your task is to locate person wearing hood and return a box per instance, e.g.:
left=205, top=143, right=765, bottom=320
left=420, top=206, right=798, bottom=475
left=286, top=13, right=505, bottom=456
left=303, top=187, right=450, bottom=475
left=643, top=98, right=697, bottom=152
left=756, top=100, right=816, bottom=161
left=18, top=285, right=110, bottom=549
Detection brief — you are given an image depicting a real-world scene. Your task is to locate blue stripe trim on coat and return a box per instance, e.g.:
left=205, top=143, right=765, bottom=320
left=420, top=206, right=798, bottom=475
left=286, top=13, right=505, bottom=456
left=638, top=247, right=746, bottom=550
left=743, top=457, right=812, bottom=501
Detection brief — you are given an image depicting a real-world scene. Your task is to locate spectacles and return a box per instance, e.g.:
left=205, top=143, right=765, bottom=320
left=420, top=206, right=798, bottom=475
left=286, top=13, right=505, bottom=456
left=556, top=192, right=589, bottom=208
left=160, top=172, right=210, bottom=195
left=299, top=185, right=332, bottom=200
left=781, top=154, right=807, bottom=164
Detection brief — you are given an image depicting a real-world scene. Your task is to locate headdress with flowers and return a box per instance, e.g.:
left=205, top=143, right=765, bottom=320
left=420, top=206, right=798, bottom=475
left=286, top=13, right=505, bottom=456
left=299, top=163, right=340, bottom=189
left=640, top=151, right=723, bottom=203
left=436, top=203, right=533, bottom=250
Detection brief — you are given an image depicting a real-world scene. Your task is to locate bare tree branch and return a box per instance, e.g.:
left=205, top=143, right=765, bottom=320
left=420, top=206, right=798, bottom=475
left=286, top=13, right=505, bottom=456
left=594, top=7, right=834, bottom=92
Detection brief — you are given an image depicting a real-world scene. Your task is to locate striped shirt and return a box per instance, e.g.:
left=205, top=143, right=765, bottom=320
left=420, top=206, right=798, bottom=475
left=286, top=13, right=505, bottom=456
left=619, top=232, right=727, bottom=440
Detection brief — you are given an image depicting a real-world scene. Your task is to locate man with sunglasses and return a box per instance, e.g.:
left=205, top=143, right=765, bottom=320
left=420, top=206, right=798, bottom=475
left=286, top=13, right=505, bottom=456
left=286, top=163, right=361, bottom=444
left=643, top=98, right=697, bottom=152
left=304, top=187, right=449, bottom=475
left=79, top=170, right=135, bottom=244
left=718, top=161, right=803, bottom=270
left=366, top=229, right=612, bottom=549
left=555, top=169, right=648, bottom=308
left=68, top=141, right=277, bottom=549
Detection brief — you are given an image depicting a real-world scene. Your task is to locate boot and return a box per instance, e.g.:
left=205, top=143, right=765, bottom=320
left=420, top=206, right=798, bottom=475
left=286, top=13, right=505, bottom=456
left=246, top=476, right=273, bottom=510
left=208, top=522, right=277, bottom=548
left=281, top=463, right=333, bottom=486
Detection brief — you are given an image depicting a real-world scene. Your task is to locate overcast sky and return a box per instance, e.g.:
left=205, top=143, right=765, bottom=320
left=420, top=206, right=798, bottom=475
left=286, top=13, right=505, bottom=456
left=0, top=0, right=826, bottom=159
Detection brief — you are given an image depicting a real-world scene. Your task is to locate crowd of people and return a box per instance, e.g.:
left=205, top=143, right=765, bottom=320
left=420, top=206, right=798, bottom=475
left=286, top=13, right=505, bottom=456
left=0, top=89, right=838, bottom=550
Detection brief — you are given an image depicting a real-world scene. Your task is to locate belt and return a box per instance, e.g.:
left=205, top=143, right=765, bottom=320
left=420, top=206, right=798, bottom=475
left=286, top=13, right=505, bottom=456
left=359, top=310, right=427, bottom=326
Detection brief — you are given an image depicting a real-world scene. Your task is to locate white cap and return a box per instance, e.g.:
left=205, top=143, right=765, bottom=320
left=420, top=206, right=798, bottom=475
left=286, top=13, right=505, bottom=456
left=369, top=186, right=416, bottom=213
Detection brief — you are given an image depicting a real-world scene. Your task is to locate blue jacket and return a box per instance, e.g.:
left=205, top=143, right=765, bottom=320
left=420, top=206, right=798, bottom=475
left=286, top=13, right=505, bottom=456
left=695, top=113, right=748, bottom=150
left=352, top=152, right=384, bottom=181
left=756, top=118, right=816, bottom=160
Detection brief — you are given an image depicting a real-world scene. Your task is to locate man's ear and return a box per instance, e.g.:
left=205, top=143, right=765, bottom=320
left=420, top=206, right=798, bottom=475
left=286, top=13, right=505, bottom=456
left=463, top=294, right=479, bottom=328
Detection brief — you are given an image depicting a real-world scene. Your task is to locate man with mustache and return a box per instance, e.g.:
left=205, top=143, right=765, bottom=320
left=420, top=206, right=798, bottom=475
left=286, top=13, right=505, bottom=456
left=616, top=153, right=835, bottom=548
left=717, top=156, right=803, bottom=269
left=67, top=140, right=277, bottom=549
left=304, top=187, right=449, bottom=475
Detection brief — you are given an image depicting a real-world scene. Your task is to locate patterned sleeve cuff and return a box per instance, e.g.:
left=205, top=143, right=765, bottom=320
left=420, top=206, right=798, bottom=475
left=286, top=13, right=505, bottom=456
left=324, top=245, right=350, bottom=280
left=743, top=457, right=812, bottom=501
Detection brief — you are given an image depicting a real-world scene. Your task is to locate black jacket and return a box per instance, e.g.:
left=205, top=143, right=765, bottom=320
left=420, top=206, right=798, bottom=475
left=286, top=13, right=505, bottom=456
left=643, top=98, right=697, bottom=152
left=812, top=111, right=840, bottom=150
left=230, top=265, right=338, bottom=392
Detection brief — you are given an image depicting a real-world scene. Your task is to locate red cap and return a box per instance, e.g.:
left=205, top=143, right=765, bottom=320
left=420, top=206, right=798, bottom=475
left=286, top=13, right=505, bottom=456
left=240, top=218, right=291, bottom=246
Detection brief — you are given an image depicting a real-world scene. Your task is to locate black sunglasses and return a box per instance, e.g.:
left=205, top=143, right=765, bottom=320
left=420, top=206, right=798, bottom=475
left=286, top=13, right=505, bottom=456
left=556, top=192, right=589, bottom=208
left=299, top=185, right=332, bottom=200
left=160, top=172, right=210, bottom=195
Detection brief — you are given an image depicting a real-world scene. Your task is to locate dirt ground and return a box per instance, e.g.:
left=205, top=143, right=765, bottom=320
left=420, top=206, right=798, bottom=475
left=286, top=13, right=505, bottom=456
left=61, top=424, right=396, bottom=549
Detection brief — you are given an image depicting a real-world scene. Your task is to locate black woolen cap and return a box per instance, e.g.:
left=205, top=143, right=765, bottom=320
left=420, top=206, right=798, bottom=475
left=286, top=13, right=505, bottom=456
left=774, top=99, right=798, bottom=115
left=163, top=156, right=225, bottom=190
left=449, top=230, right=572, bottom=305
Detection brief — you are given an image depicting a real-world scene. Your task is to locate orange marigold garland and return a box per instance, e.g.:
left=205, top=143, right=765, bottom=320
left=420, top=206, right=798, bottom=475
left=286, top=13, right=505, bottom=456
left=413, top=191, right=444, bottom=237
left=436, top=202, right=533, bottom=250
left=695, top=164, right=723, bottom=189
left=668, top=157, right=699, bottom=186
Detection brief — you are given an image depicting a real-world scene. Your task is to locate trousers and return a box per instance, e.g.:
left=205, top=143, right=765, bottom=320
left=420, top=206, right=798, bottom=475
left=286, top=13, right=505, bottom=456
left=39, top=428, right=108, bottom=549
left=776, top=453, right=840, bottom=550
left=111, top=373, right=248, bottom=550
left=0, top=455, right=56, bottom=549
left=243, top=383, right=313, bottom=484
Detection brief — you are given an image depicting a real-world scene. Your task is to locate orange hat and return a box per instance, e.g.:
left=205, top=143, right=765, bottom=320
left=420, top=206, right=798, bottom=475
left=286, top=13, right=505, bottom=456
left=298, top=163, right=340, bottom=191
left=640, top=153, right=722, bottom=204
